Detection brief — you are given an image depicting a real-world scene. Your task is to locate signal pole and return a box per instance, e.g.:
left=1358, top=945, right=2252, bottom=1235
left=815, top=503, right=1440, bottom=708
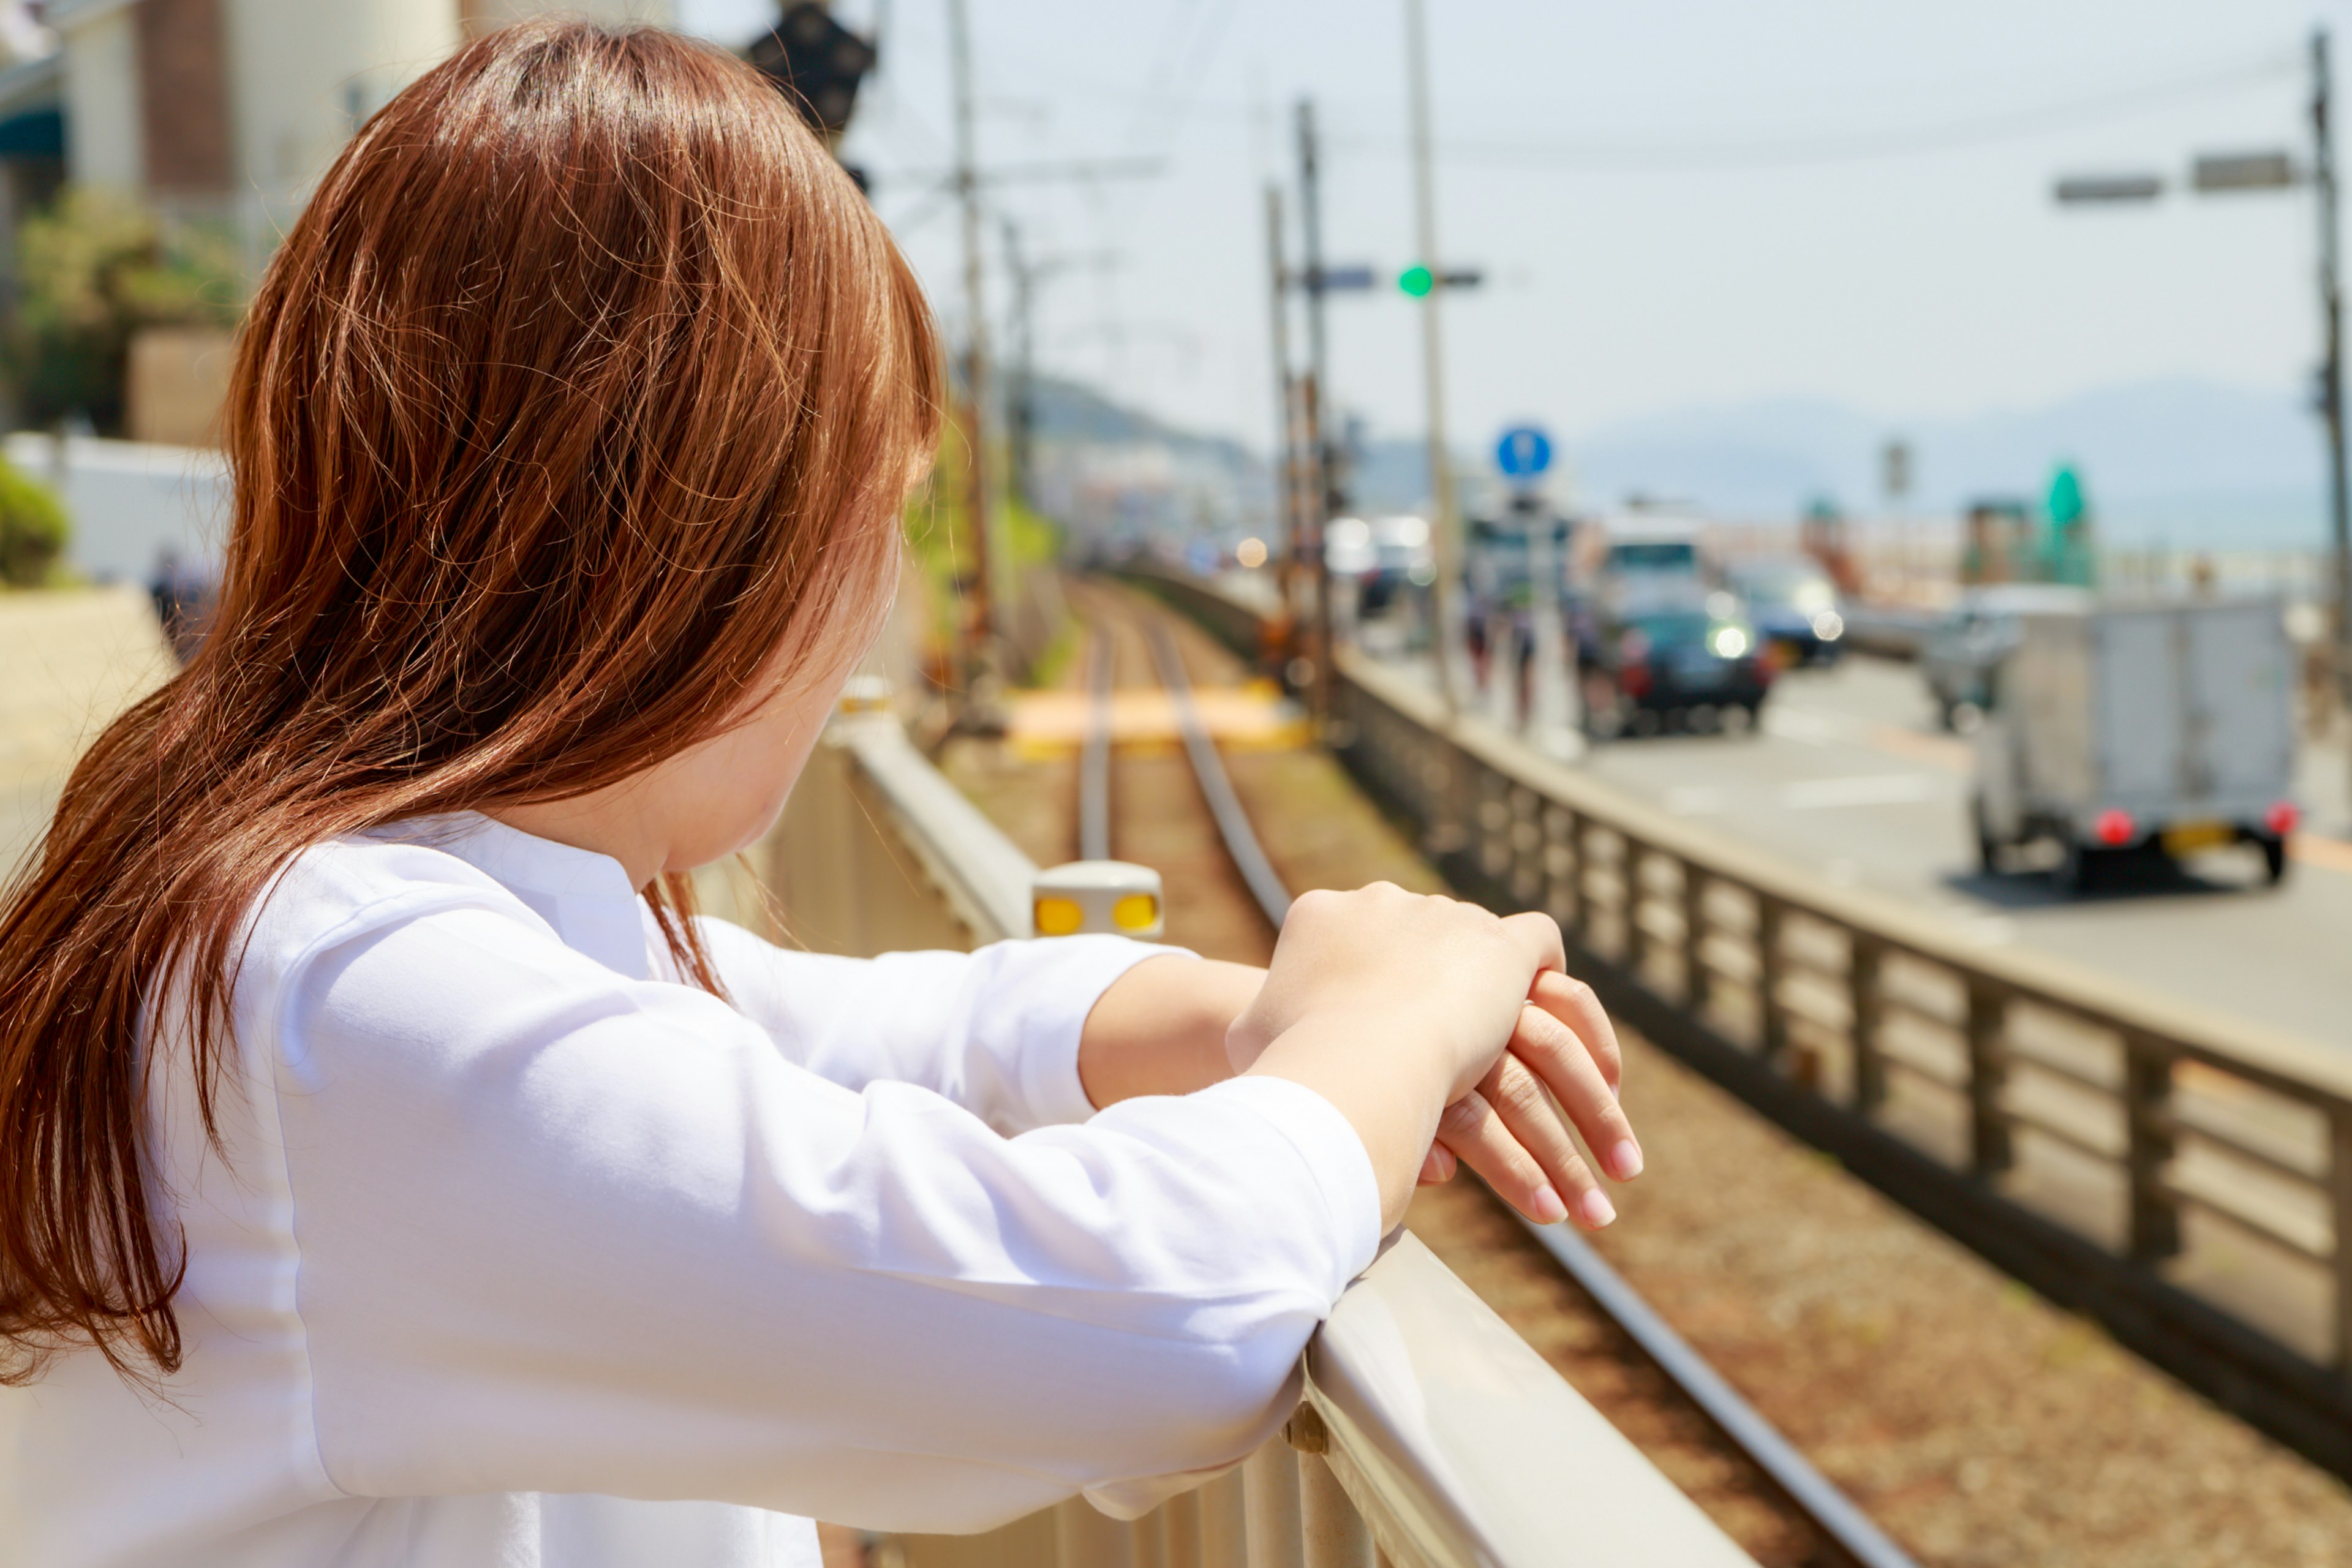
left=1263, top=184, right=1303, bottom=624
left=946, top=0, right=1003, bottom=723
left=1295, top=99, right=1338, bottom=722
left=1404, top=0, right=1466, bottom=717
left=2315, top=28, right=2351, bottom=699
left=1001, top=215, right=1038, bottom=519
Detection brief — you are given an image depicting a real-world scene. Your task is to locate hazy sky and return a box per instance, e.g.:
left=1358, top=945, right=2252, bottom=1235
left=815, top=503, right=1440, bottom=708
left=682, top=0, right=2352, bottom=464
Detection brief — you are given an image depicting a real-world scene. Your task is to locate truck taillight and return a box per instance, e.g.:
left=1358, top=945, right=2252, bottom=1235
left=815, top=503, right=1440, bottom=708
left=2094, top=809, right=2136, bottom=846
left=2266, top=801, right=2300, bottom=835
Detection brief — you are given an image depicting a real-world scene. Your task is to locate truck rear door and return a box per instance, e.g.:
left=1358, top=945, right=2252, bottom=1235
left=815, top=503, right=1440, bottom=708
left=2189, top=603, right=2293, bottom=803
left=2094, top=608, right=2181, bottom=804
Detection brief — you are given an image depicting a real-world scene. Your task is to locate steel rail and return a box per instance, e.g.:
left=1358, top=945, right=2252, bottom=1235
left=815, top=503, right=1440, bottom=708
left=1520, top=1218, right=1921, bottom=1568
left=1141, top=617, right=1294, bottom=930
left=1079, top=629, right=1114, bottom=862
left=1105, top=577, right=1910, bottom=1567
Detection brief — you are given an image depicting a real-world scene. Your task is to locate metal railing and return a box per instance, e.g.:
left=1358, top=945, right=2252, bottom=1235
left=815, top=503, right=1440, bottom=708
left=1129, top=564, right=2352, bottom=1482
left=754, top=696, right=1757, bottom=1567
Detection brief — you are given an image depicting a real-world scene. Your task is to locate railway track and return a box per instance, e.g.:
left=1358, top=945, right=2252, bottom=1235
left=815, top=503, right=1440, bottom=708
left=1067, top=578, right=1917, bottom=1568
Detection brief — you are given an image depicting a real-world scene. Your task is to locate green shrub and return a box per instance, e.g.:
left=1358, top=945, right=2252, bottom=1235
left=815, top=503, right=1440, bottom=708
left=6, top=188, right=242, bottom=434
left=0, top=458, right=69, bottom=586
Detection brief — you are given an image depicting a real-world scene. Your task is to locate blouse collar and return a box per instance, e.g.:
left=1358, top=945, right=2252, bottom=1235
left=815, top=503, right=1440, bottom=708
left=364, top=813, right=653, bottom=981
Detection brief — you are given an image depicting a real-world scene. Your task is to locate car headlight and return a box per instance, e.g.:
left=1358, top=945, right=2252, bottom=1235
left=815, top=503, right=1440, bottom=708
left=1709, top=625, right=1749, bottom=659
left=1812, top=610, right=1844, bottom=641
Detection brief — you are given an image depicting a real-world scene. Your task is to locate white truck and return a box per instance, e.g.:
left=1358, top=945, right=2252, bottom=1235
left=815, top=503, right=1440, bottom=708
left=1971, top=598, right=2299, bottom=891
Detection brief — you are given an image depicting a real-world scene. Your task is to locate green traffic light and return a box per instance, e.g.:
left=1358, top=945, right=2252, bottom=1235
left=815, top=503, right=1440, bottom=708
left=1398, top=264, right=1434, bottom=297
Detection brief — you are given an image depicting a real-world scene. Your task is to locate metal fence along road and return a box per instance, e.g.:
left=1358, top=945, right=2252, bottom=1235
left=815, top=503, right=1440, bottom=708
left=1127, top=564, right=2352, bottom=1483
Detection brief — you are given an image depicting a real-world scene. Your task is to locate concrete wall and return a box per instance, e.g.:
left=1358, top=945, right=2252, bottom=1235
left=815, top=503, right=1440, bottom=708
left=4, top=432, right=229, bottom=582
left=56, top=0, right=141, bottom=190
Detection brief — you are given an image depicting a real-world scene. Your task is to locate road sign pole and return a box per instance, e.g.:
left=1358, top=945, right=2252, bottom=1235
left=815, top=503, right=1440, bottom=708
left=1404, top=0, right=1468, bottom=721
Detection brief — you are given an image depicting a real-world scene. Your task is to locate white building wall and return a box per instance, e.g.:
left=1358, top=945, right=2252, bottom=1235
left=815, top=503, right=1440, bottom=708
left=470, top=0, right=678, bottom=27
left=54, top=0, right=140, bottom=191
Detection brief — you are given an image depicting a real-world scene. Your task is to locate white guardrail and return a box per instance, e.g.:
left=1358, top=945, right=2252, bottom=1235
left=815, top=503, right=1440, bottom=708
left=745, top=695, right=1755, bottom=1568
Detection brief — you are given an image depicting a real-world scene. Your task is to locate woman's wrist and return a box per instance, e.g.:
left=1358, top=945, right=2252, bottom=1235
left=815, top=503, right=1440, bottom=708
left=1077, top=954, right=1267, bottom=1108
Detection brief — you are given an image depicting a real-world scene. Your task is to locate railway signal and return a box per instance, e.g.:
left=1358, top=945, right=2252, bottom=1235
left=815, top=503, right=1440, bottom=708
left=747, top=3, right=876, bottom=140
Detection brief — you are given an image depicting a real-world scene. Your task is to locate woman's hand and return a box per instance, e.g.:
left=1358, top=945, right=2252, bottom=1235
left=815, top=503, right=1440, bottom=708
left=1420, top=970, right=1636, bottom=1230
left=1229, top=884, right=1638, bottom=1232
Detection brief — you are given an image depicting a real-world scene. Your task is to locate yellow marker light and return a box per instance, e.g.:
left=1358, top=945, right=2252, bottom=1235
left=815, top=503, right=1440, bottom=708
left=1030, top=861, right=1166, bottom=939
left=1033, top=896, right=1085, bottom=937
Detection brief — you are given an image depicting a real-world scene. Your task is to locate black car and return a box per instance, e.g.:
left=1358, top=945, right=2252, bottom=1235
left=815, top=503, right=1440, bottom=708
left=1581, top=590, right=1773, bottom=735
left=1725, top=558, right=1845, bottom=666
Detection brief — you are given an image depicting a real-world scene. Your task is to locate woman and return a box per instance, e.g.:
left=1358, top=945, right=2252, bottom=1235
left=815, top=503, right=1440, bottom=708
left=0, top=22, right=1639, bottom=1568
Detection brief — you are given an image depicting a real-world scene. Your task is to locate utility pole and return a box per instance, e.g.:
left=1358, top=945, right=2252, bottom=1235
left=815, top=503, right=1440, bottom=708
left=1295, top=99, right=1338, bottom=722
left=1263, top=183, right=1303, bottom=635
left=2315, top=27, right=2352, bottom=701
left=946, top=0, right=1003, bottom=724
left=1001, top=214, right=1038, bottom=520
left=1404, top=0, right=1466, bottom=717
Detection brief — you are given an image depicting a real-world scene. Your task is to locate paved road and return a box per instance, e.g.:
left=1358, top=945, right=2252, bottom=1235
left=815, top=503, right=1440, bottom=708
left=1559, top=653, right=2352, bottom=1052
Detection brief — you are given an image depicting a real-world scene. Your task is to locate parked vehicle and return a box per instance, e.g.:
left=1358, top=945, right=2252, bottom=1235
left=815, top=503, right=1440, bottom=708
left=1725, top=557, right=1845, bottom=666
left=1592, top=509, right=1706, bottom=586
left=1972, top=598, right=2299, bottom=891
left=1921, top=583, right=2094, bottom=729
left=1581, top=584, right=1771, bottom=736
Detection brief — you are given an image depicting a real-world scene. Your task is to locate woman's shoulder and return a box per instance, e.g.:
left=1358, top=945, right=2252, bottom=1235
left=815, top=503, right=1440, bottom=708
left=241, top=827, right=546, bottom=990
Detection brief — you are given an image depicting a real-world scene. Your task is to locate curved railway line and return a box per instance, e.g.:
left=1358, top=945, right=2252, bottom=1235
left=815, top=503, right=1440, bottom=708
left=1062, top=578, right=1918, bottom=1568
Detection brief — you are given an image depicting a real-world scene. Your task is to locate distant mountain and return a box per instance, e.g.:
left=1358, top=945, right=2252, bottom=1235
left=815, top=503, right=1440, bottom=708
left=1021, top=372, right=2337, bottom=551
left=1562, top=379, right=2328, bottom=548
left=1027, top=375, right=1254, bottom=473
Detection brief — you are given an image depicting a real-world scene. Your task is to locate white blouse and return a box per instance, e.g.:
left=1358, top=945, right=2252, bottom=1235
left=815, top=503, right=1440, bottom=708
left=5, top=815, right=1381, bottom=1568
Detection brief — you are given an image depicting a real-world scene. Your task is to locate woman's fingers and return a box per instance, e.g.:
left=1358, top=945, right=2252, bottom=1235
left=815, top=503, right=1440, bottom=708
left=1436, top=1087, right=1588, bottom=1227
left=1528, top=968, right=1622, bottom=1098
left=1509, top=999, right=1643, bottom=1185
left=1479, top=1050, right=1619, bottom=1229
left=1416, top=1143, right=1457, bottom=1185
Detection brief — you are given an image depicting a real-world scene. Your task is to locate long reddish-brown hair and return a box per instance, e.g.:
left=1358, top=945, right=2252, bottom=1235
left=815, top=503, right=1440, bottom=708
left=0, top=20, right=940, bottom=1385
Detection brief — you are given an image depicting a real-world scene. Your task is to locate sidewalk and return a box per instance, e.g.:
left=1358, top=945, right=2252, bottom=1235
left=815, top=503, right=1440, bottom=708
left=0, top=587, right=172, bottom=878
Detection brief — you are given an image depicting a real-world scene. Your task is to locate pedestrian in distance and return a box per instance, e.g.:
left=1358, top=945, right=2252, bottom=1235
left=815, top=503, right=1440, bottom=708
left=0, top=21, right=1641, bottom=1568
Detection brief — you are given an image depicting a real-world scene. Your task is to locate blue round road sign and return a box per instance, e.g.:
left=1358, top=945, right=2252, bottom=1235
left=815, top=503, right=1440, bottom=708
left=1496, top=424, right=1553, bottom=479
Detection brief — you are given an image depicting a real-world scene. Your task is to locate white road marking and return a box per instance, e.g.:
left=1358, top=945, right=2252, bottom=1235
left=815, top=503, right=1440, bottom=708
left=1662, top=771, right=1948, bottom=815
left=1778, top=773, right=1945, bottom=810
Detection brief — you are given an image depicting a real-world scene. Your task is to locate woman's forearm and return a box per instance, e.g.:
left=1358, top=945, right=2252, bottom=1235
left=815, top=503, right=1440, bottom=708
left=1077, top=954, right=1267, bottom=1107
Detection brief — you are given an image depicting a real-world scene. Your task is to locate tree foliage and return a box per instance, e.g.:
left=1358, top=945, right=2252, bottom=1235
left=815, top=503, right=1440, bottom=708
left=7, top=189, right=241, bottom=434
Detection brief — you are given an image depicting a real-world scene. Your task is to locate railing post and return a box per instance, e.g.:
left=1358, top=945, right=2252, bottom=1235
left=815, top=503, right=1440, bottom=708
left=2332, top=1106, right=2352, bottom=1381
left=1623, top=840, right=1650, bottom=980
left=1756, top=895, right=1788, bottom=1064
left=1681, top=859, right=1709, bottom=1016
left=1057, top=1497, right=1137, bottom=1568
left=1297, top=1457, right=1371, bottom=1568
left=2124, top=1042, right=2182, bottom=1263
left=1567, top=812, right=1593, bottom=949
left=1965, top=982, right=2014, bottom=1177
left=1199, top=1467, right=1248, bottom=1568
left=1848, top=935, right=1885, bottom=1114
left=1284, top=1404, right=1370, bottom=1568
left=1243, top=1433, right=1303, bottom=1568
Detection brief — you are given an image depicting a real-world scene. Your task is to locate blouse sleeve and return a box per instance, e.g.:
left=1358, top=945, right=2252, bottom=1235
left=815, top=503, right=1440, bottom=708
left=268, top=897, right=1381, bottom=1532
left=688, top=918, right=1183, bottom=1133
